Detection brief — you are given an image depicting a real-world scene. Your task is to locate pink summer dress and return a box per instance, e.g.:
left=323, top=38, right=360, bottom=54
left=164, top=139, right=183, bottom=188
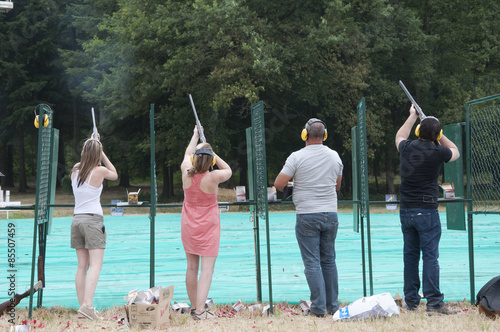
left=181, top=172, right=220, bottom=256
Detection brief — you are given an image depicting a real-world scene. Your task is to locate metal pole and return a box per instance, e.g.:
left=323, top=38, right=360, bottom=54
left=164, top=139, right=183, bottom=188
left=366, top=213, right=373, bottom=295
left=246, top=127, right=262, bottom=301
left=467, top=209, right=475, bottom=303
left=360, top=215, right=367, bottom=297
left=149, top=104, right=156, bottom=288
left=465, top=102, right=475, bottom=303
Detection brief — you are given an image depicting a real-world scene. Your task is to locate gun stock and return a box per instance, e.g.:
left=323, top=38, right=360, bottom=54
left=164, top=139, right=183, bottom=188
left=38, top=255, right=45, bottom=287
left=0, top=281, right=42, bottom=317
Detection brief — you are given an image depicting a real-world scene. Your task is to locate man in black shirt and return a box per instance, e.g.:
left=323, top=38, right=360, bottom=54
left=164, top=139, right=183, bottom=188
left=395, top=105, right=460, bottom=315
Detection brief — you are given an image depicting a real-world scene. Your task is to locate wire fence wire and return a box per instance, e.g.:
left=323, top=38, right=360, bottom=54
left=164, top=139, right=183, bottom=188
left=470, top=102, right=500, bottom=213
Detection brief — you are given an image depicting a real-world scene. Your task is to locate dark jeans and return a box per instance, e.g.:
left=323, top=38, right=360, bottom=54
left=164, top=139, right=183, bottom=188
left=295, top=212, right=339, bottom=315
left=400, top=208, right=444, bottom=309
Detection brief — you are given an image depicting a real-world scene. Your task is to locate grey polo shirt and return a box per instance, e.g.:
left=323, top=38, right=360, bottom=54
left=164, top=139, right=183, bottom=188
left=280, top=144, right=343, bottom=214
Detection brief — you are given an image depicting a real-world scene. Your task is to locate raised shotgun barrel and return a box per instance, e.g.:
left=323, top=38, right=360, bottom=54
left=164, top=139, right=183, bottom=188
left=188, top=94, right=207, bottom=143
left=398, top=80, right=426, bottom=119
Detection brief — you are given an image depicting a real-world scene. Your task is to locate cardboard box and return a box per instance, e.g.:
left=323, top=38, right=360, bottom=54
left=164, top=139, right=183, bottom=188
left=128, top=192, right=138, bottom=204
left=440, top=183, right=455, bottom=199
left=127, top=188, right=141, bottom=204
left=125, top=285, right=173, bottom=329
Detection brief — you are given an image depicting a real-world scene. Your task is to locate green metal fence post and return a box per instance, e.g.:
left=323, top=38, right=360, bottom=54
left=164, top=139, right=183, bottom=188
left=250, top=101, right=273, bottom=313
left=352, top=125, right=367, bottom=296
left=149, top=104, right=157, bottom=288
left=30, top=105, right=54, bottom=317
left=351, top=127, right=359, bottom=233
left=465, top=102, right=475, bottom=304
left=246, top=127, right=262, bottom=302
left=357, top=97, right=373, bottom=296
left=443, top=123, right=465, bottom=230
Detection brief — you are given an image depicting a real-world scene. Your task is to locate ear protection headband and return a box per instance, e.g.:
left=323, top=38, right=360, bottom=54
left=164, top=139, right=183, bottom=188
left=34, top=113, right=49, bottom=128
left=415, top=116, right=443, bottom=141
left=301, top=118, right=327, bottom=141
left=191, top=148, right=216, bottom=167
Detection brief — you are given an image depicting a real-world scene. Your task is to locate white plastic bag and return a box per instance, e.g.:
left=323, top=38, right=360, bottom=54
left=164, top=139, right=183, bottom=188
left=333, top=292, right=400, bottom=321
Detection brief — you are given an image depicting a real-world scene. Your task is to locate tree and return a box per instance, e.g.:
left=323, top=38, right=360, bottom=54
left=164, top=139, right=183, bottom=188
left=0, top=0, right=70, bottom=191
left=347, top=0, right=436, bottom=194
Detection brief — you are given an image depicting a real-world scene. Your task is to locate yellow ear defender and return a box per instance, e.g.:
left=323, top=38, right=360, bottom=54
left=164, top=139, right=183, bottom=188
left=191, top=148, right=216, bottom=167
left=34, top=114, right=49, bottom=128
left=415, top=116, right=443, bottom=141
left=301, top=118, right=328, bottom=141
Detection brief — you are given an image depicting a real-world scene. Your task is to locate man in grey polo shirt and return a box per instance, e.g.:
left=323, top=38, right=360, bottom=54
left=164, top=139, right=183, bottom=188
left=274, top=118, right=343, bottom=317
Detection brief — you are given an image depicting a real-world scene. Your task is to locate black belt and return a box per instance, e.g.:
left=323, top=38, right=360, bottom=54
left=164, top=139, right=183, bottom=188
left=74, top=213, right=98, bottom=216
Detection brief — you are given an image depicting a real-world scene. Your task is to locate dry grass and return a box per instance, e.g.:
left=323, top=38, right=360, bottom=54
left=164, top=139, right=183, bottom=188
left=2, top=185, right=444, bottom=220
left=1, top=301, right=499, bottom=331
left=2, top=186, right=255, bottom=218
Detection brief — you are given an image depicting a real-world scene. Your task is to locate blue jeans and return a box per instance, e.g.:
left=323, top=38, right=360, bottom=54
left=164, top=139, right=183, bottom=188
left=400, top=208, right=444, bottom=309
left=295, top=212, right=339, bottom=315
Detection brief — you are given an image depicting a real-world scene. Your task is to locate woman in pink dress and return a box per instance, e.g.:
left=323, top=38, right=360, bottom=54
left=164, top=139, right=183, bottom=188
left=181, top=126, right=232, bottom=320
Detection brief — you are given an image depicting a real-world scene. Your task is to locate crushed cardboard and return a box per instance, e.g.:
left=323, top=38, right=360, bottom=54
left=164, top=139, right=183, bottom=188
left=124, top=285, right=173, bottom=330
left=440, top=183, right=455, bottom=199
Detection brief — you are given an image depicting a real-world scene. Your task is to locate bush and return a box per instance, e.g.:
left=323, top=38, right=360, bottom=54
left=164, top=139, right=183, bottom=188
left=61, top=175, right=72, bottom=194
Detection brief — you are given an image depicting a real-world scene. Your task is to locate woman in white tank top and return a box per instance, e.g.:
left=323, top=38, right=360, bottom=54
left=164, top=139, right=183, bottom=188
left=70, top=135, right=117, bottom=320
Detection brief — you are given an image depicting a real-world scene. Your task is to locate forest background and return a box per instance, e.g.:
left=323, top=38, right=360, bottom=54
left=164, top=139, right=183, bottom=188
left=1, top=0, right=499, bottom=202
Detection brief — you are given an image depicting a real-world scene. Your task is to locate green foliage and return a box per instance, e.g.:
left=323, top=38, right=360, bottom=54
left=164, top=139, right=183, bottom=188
left=61, top=175, right=72, bottom=194
left=1, top=0, right=500, bottom=195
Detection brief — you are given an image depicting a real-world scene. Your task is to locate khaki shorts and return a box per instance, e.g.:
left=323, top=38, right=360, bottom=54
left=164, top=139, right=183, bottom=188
left=71, top=214, right=106, bottom=249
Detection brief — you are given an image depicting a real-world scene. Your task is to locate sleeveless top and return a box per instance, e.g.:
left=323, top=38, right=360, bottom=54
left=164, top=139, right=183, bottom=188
left=72, top=168, right=103, bottom=216
left=181, top=172, right=220, bottom=256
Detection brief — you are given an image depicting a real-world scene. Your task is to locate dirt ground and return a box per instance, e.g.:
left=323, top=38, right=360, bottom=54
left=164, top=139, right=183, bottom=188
left=1, top=300, right=500, bottom=332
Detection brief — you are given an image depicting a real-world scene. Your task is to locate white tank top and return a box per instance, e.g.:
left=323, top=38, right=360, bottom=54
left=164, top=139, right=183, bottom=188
left=72, top=168, right=103, bottom=216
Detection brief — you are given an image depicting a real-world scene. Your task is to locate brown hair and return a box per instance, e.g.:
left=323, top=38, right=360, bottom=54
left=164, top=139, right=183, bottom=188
left=72, top=139, right=102, bottom=187
left=419, top=117, right=442, bottom=142
left=187, top=143, right=214, bottom=177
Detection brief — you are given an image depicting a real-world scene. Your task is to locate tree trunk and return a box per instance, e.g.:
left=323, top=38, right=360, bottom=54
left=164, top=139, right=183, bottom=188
left=168, top=166, right=174, bottom=197
left=239, top=163, right=247, bottom=187
left=119, top=166, right=130, bottom=187
left=0, top=145, right=15, bottom=188
left=72, top=99, right=80, bottom=164
left=56, top=130, right=66, bottom=187
left=17, top=132, right=27, bottom=192
left=161, top=164, right=174, bottom=198
left=343, top=164, right=351, bottom=197
left=385, top=144, right=395, bottom=194
left=162, top=164, right=168, bottom=197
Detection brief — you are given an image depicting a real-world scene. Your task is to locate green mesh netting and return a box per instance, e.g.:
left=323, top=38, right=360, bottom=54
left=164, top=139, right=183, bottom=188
left=469, top=100, right=500, bottom=213
left=8, top=213, right=499, bottom=309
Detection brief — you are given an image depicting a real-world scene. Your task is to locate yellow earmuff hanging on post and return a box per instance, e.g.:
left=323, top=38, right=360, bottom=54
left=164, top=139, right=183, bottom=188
left=191, top=148, right=216, bottom=167
left=34, top=114, right=49, bottom=128
left=301, top=118, right=327, bottom=141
